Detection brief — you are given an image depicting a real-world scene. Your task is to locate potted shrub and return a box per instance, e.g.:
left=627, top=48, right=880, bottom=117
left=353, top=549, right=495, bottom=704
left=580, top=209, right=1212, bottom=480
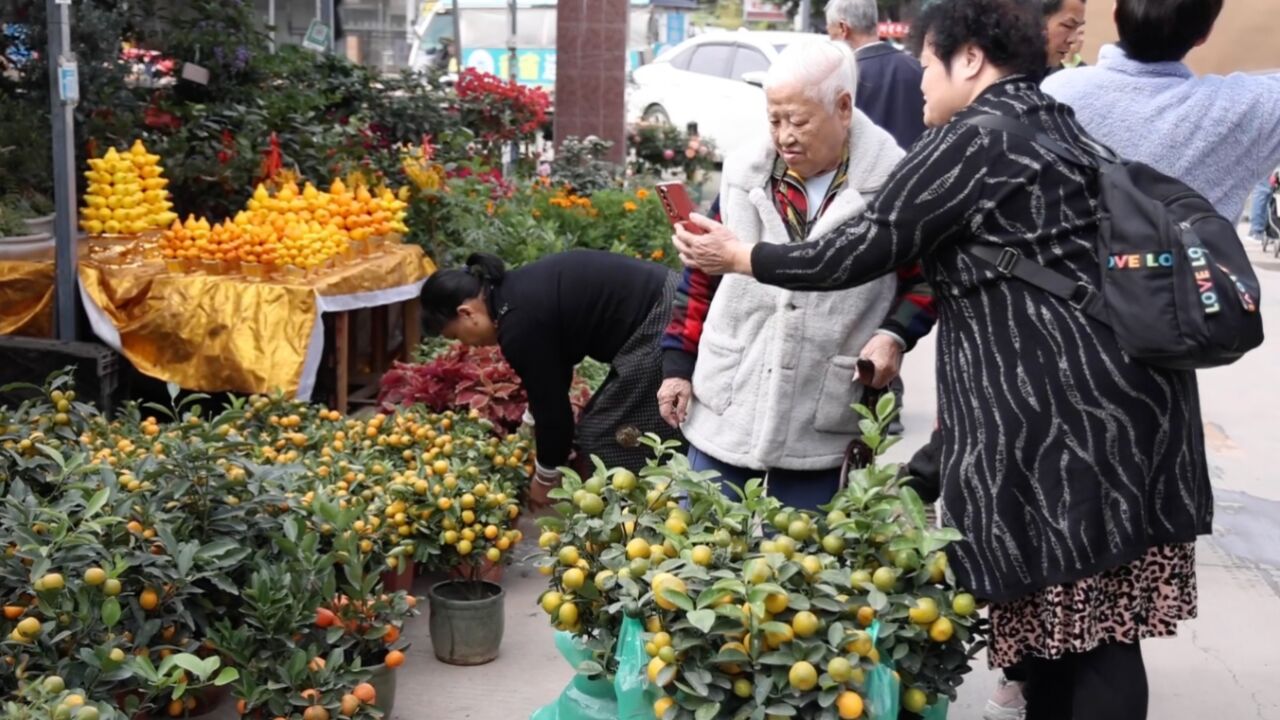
left=412, top=416, right=526, bottom=666
left=0, top=198, right=52, bottom=260
left=532, top=399, right=984, bottom=720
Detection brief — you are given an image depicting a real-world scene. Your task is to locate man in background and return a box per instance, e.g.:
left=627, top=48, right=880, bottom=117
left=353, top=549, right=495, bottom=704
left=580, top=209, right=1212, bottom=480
left=825, top=0, right=927, bottom=435
left=1043, top=0, right=1087, bottom=75
left=825, top=0, right=926, bottom=150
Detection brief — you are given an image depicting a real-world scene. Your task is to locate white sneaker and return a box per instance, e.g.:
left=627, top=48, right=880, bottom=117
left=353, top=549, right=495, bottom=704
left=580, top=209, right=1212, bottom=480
left=983, top=676, right=1027, bottom=720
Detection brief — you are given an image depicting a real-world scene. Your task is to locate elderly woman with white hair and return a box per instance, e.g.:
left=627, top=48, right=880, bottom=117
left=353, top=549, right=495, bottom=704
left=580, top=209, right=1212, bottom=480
left=657, top=39, right=935, bottom=510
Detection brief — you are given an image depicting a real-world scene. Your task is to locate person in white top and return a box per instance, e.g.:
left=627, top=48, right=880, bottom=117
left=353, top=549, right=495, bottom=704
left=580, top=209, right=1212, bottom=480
left=656, top=40, right=935, bottom=511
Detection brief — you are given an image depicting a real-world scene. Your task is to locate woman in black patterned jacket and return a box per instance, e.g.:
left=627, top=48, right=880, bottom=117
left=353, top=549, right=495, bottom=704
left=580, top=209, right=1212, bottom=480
left=674, top=0, right=1209, bottom=718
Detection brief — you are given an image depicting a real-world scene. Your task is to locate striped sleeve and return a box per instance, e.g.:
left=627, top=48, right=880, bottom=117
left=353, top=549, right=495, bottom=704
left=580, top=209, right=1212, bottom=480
left=879, top=262, right=937, bottom=350
left=662, top=196, right=723, bottom=380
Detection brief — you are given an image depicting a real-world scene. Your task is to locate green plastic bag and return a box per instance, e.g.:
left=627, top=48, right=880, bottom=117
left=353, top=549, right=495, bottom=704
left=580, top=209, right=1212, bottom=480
left=864, top=621, right=901, bottom=720
left=614, top=616, right=659, bottom=719
left=864, top=621, right=950, bottom=720
left=530, top=631, right=620, bottom=720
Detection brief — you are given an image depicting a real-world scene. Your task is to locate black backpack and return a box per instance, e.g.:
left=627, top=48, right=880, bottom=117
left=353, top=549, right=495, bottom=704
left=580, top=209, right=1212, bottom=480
left=963, top=114, right=1264, bottom=371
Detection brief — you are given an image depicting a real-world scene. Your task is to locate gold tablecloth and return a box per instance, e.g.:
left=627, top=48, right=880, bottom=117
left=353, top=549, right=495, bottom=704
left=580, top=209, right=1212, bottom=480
left=3, top=243, right=434, bottom=396
left=0, top=260, right=55, bottom=338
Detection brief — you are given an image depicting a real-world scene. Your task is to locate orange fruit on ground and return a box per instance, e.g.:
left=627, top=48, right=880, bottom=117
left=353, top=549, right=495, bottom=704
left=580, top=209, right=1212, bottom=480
left=836, top=691, right=865, bottom=719
left=385, top=649, right=406, bottom=668
left=353, top=682, right=376, bottom=704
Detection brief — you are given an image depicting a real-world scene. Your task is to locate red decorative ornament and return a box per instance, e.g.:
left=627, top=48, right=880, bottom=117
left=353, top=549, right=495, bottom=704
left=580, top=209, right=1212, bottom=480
left=258, top=132, right=283, bottom=183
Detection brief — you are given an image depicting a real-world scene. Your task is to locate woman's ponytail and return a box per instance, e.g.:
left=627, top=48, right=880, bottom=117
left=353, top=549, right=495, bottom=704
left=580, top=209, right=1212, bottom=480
left=465, top=253, right=506, bottom=285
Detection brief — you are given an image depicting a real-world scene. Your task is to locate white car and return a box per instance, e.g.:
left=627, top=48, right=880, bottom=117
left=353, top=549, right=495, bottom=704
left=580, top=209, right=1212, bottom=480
left=627, top=31, right=816, bottom=161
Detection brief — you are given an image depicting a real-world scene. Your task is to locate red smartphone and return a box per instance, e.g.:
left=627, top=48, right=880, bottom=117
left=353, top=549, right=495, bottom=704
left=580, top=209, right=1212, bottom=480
left=655, top=182, right=705, bottom=235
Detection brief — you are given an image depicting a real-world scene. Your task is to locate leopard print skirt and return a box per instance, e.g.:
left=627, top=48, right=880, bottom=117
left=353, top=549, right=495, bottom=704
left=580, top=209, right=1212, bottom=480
left=988, top=543, right=1197, bottom=668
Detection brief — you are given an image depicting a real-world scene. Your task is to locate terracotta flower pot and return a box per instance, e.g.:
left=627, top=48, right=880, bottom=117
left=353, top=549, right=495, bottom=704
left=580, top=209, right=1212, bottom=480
left=381, top=561, right=416, bottom=593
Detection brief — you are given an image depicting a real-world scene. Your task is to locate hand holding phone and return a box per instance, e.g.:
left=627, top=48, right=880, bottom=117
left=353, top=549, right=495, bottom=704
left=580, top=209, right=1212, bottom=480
left=655, top=181, right=706, bottom=235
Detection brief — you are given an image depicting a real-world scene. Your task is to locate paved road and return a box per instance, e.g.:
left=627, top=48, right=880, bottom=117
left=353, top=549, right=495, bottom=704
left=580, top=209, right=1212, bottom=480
left=322, top=242, right=1280, bottom=720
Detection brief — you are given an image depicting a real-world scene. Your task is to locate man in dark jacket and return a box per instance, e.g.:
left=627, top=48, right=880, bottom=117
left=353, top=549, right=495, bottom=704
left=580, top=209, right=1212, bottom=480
left=825, top=0, right=926, bottom=150
left=826, top=0, right=926, bottom=435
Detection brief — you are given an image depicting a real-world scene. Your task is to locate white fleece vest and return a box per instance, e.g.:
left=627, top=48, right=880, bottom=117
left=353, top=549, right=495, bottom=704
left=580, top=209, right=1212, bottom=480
left=682, top=111, right=906, bottom=471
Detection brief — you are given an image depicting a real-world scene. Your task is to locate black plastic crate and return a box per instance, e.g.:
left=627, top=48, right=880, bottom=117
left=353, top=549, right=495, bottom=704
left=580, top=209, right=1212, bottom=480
left=0, top=337, right=126, bottom=415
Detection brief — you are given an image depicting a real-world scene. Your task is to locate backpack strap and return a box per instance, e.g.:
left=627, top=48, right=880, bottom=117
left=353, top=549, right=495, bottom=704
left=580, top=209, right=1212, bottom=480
left=965, top=245, right=1109, bottom=323
left=960, top=113, right=1112, bottom=323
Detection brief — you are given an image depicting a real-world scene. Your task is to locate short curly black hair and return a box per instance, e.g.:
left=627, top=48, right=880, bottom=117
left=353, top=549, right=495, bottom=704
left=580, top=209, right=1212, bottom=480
left=909, top=0, right=1048, bottom=81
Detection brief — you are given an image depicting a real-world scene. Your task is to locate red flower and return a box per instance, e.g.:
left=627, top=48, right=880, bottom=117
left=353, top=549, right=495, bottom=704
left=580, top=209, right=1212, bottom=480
left=217, top=129, right=236, bottom=165
left=143, top=104, right=181, bottom=131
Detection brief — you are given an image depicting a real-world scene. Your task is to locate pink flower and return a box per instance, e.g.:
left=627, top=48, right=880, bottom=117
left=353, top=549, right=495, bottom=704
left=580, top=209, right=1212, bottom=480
left=663, top=149, right=676, bottom=161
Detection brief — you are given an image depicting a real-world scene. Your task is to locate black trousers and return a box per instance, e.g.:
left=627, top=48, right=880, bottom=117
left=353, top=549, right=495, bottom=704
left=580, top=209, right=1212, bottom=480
left=1024, top=641, right=1148, bottom=720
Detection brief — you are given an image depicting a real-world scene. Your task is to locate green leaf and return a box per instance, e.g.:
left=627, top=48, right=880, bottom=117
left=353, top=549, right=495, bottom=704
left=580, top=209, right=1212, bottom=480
left=687, top=609, right=716, bottom=634
left=201, top=656, right=221, bottom=678
left=695, top=703, right=722, bottom=720
left=875, top=392, right=897, bottom=422
left=659, top=588, right=694, bottom=612
left=827, top=622, right=845, bottom=648
left=757, top=651, right=794, bottom=666
left=213, top=667, right=239, bottom=686
left=899, top=486, right=927, bottom=530
left=868, top=589, right=888, bottom=611
left=84, top=487, right=109, bottom=518
left=715, top=646, right=750, bottom=663
left=102, top=598, right=121, bottom=629
left=171, top=653, right=208, bottom=679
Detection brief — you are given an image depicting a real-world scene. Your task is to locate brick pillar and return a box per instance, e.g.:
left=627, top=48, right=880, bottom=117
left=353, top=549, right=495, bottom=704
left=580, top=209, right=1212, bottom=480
left=554, top=0, right=629, bottom=164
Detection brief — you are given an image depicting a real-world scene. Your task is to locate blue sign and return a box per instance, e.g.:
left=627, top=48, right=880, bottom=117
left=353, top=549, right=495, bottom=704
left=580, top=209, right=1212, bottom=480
left=462, top=48, right=642, bottom=87
left=58, top=62, right=79, bottom=103
left=666, top=12, right=686, bottom=45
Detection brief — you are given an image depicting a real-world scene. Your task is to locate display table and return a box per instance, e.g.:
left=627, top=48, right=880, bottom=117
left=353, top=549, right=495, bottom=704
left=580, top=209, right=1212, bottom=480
left=0, top=243, right=433, bottom=402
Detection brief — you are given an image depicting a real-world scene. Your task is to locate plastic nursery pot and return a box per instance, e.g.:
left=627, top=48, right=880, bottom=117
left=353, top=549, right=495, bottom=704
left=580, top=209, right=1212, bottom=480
left=428, top=579, right=505, bottom=666
left=366, top=661, right=399, bottom=718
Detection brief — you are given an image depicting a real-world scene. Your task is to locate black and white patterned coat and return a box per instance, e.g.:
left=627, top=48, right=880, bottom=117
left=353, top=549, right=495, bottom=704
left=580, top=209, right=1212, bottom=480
left=750, top=78, right=1212, bottom=603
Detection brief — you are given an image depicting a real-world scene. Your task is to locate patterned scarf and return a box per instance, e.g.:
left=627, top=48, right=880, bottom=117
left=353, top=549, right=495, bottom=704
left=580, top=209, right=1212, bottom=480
left=771, top=145, right=851, bottom=243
